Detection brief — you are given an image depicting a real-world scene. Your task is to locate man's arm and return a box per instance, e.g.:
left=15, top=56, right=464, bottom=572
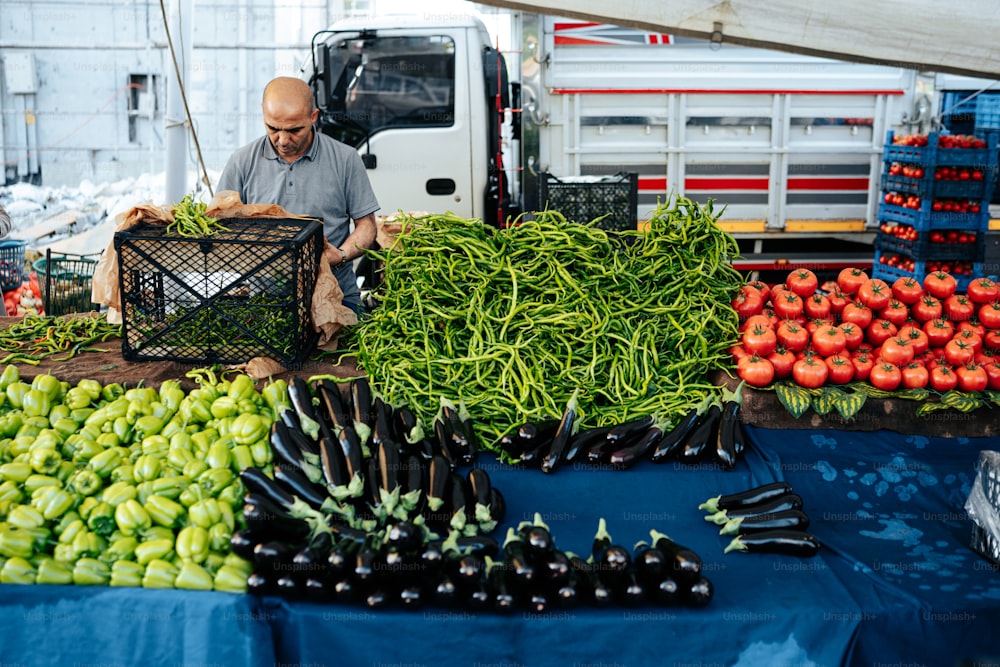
left=0, top=204, right=11, bottom=238
left=325, top=213, right=377, bottom=266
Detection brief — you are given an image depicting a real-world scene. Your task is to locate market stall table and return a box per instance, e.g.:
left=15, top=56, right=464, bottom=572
left=1, top=426, right=998, bottom=666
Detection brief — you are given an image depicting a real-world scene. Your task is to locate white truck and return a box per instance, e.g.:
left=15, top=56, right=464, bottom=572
left=302, top=11, right=988, bottom=272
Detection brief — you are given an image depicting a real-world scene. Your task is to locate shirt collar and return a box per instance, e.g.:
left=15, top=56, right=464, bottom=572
left=262, top=128, right=319, bottom=163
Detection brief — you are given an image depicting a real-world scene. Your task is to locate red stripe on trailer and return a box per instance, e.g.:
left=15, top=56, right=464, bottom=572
left=554, top=37, right=622, bottom=46
left=638, top=176, right=668, bottom=191
left=553, top=22, right=602, bottom=30
left=787, top=177, right=871, bottom=190
left=552, top=88, right=906, bottom=96
left=686, top=177, right=769, bottom=190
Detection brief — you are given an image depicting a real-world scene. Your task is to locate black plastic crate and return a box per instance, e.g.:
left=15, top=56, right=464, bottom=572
left=33, top=250, right=101, bottom=316
left=537, top=172, right=638, bottom=231
left=0, top=240, right=28, bottom=292
left=114, top=217, right=324, bottom=367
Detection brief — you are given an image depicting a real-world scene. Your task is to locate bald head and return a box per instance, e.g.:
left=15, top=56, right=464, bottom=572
left=261, top=77, right=319, bottom=163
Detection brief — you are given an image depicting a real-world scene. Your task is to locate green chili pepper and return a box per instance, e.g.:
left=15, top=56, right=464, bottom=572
left=110, top=559, right=145, bottom=587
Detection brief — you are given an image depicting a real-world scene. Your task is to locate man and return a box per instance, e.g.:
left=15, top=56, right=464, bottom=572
left=0, top=203, right=11, bottom=238
left=218, top=76, right=380, bottom=313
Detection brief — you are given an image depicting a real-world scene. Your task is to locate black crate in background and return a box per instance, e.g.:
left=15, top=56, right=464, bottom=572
left=537, top=172, right=638, bottom=231
left=114, top=217, right=324, bottom=367
left=34, top=250, right=101, bottom=316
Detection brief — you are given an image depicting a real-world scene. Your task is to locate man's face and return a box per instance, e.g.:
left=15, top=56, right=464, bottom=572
left=263, top=103, right=319, bottom=162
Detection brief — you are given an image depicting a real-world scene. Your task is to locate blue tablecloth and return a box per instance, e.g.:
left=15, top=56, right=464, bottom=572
left=2, top=426, right=999, bottom=667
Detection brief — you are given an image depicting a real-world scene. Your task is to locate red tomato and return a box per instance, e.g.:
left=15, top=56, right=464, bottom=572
left=923, top=318, right=956, bottom=348
left=730, top=344, right=750, bottom=364
left=978, top=302, right=1000, bottom=330
left=839, top=322, right=865, bottom=351
left=869, top=361, right=902, bottom=391
left=955, top=363, right=989, bottom=393
left=943, top=294, right=975, bottom=322
left=866, top=319, right=898, bottom=347
left=812, top=326, right=847, bottom=357
left=792, top=356, right=829, bottom=388
left=956, top=328, right=983, bottom=354
left=880, top=337, right=915, bottom=367
left=929, top=364, right=958, bottom=392
left=943, top=338, right=975, bottom=366
left=740, top=313, right=773, bottom=333
left=827, top=288, right=850, bottom=317
left=732, top=285, right=765, bottom=322
left=966, top=278, right=1000, bottom=305
left=911, top=295, right=943, bottom=322
left=767, top=347, right=797, bottom=379
left=958, top=320, right=986, bottom=337
left=924, top=271, right=958, bottom=300
left=851, top=353, right=874, bottom=381
left=742, top=323, right=777, bottom=357
left=837, top=267, right=870, bottom=296
left=737, top=354, right=775, bottom=388
left=891, top=276, right=923, bottom=305
left=983, top=362, right=1000, bottom=390
left=825, top=355, right=855, bottom=384
left=897, top=325, right=929, bottom=356
left=786, top=268, right=819, bottom=297
left=985, top=329, right=1000, bottom=352
left=776, top=320, right=810, bottom=353
left=773, top=292, right=805, bottom=320
left=746, top=279, right=772, bottom=305
left=804, top=293, right=832, bottom=320
left=900, top=362, right=929, bottom=389
left=857, top=278, right=892, bottom=311
left=878, top=299, right=910, bottom=327
left=841, top=301, right=874, bottom=329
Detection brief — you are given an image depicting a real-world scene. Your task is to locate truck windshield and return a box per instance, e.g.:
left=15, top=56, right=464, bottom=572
left=319, top=34, right=455, bottom=147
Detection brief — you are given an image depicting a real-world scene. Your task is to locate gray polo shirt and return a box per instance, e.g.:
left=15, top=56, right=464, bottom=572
left=217, top=131, right=380, bottom=304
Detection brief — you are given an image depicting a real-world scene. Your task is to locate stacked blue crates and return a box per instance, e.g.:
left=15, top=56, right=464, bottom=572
left=873, top=130, right=998, bottom=291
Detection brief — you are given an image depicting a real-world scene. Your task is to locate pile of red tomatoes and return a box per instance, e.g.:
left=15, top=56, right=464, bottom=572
left=730, top=267, right=1000, bottom=393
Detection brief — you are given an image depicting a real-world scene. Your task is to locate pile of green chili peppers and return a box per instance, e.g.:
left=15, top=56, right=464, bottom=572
left=0, top=363, right=285, bottom=590
left=347, top=198, right=745, bottom=451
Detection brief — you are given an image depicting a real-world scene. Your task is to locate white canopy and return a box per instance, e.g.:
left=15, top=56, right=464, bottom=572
left=479, top=0, right=1000, bottom=80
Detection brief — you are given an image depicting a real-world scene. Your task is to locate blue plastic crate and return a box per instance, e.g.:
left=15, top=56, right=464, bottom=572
left=880, top=164, right=994, bottom=200
left=884, top=130, right=999, bottom=168
left=875, top=229, right=983, bottom=262
left=873, top=247, right=980, bottom=292
left=974, top=94, right=1000, bottom=132
left=0, top=240, right=27, bottom=292
left=877, top=200, right=990, bottom=231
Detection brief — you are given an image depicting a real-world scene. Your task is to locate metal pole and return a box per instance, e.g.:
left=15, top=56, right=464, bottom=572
left=165, top=0, right=194, bottom=204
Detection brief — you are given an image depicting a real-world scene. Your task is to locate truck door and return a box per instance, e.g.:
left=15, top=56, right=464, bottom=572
left=312, top=30, right=477, bottom=219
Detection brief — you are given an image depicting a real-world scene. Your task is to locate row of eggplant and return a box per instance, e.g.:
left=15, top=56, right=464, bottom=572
left=700, top=482, right=821, bottom=557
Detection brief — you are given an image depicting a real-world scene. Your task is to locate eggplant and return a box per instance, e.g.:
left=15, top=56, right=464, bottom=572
left=273, top=463, right=332, bottom=512
left=270, top=420, right=323, bottom=483
left=525, top=592, right=548, bottom=614
left=318, top=379, right=352, bottom=431
left=353, top=538, right=383, bottom=583
left=303, top=577, right=330, bottom=602
left=240, top=467, right=303, bottom=514
left=590, top=518, right=631, bottom=586
left=363, top=457, right=381, bottom=509
left=363, top=588, right=390, bottom=609
left=432, top=413, right=459, bottom=469
left=518, top=437, right=553, bottom=468
left=427, top=455, right=451, bottom=511
left=279, top=407, right=302, bottom=434
left=458, top=403, right=480, bottom=465
left=540, top=389, right=580, bottom=473
left=291, top=541, right=332, bottom=583
left=489, top=488, right=507, bottom=525
left=433, top=575, right=460, bottom=607
left=466, top=468, right=492, bottom=507
left=567, top=552, right=611, bottom=606
left=606, top=415, right=655, bottom=444
left=326, top=539, right=358, bottom=580
left=487, top=559, right=516, bottom=613
left=393, top=404, right=419, bottom=443
left=371, top=396, right=395, bottom=447
left=242, top=492, right=311, bottom=543
left=608, top=421, right=667, bottom=469
left=399, top=584, right=425, bottom=609
left=617, top=570, right=646, bottom=607
left=335, top=424, right=364, bottom=482
left=331, top=576, right=359, bottom=603
left=553, top=582, right=579, bottom=609
left=705, top=493, right=804, bottom=526
left=376, top=438, right=401, bottom=494
left=720, top=509, right=811, bottom=536
left=715, top=399, right=740, bottom=471
left=699, top=481, right=794, bottom=513
left=724, top=529, right=821, bottom=557
left=649, top=529, right=702, bottom=584
left=319, top=433, right=350, bottom=488
left=632, top=541, right=667, bottom=587
left=467, top=580, right=492, bottom=611
left=653, top=576, right=682, bottom=606
left=540, top=549, right=572, bottom=591
left=288, top=376, right=322, bottom=441
left=230, top=529, right=261, bottom=561
left=441, top=398, right=475, bottom=464
left=447, top=471, right=469, bottom=521
left=685, top=575, right=714, bottom=607
left=401, top=454, right=427, bottom=504
left=563, top=425, right=613, bottom=464
left=680, top=403, right=721, bottom=464
left=501, top=527, right=535, bottom=589
left=518, top=512, right=553, bottom=558
left=350, top=376, right=374, bottom=429
left=246, top=571, right=271, bottom=595
left=650, top=406, right=702, bottom=463
left=453, top=535, right=500, bottom=559
left=384, top=520, right=422, bottom=554
left=254, top=540, right=296, bottom=574
left=451, top=552, right=486, bottom=591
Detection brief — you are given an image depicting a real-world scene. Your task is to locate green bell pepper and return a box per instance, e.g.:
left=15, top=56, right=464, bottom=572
left=112, top=416, right=132, bottom=445
left=101, top=382, right=124, bottom=403
left=198, top=468, right=234, bottom=497
left=179, top=395, right=214, bottom=425
left=212, top=563, right=248, bottom=594
left=51, top=417, right=81, bottom=441
left=102, top=535, right=138, bottom=562
left=216, top=479, right=245, bottom=509
left=144, top=495, right=185, bottom=528
left=175, top=560, right=214, bottom=591
left=28, top=446, right=62, bottom=475
left=167, top=445, right=195, bottom=471
left=178, top=481, right=204, bottom=508
left=71, top=529, right=104, bottom=560
left=141, top=558, right=178, bottom=589
left=67, top=469, right=103, bottom=497
left=230, top=444, right=254, bottom=472
left=249, top=438, right=272, bottom=467
left=69, top=437, right=105, bottom=464
left=53, top=510, right=82, bottom=538
left=0, top=480, right=23, bottom=505
left=31, top=486, right=75, bottom=520
left=0, top=556, right=36, bottom=584
left=0, top=364, right=20, bottom=391
left=101, top=481, right=137, bottom=507
left=63, top=386, right=94, bottom=410
left=133, top=415, right=165, bottom=441
left=159, top=380, right=185, bottom=411
left=114, top=498, right=152, bottom=536
left=23, top=474, right=61, bottom=494
left=8, top=504, right=46, bottom=530
left=182, top=459, right=209, bottom=481
left=210, top=395, right=240, bottom=420
left=110, top=559, right=145, bottom=587
left=134, top=537, right=175, bottom=565
left=231, top=413, right=269, bottom=447
left=88, top=446, right=124, bottom=479
left=0, top=525, right=35, bottom=559
left=207, top=523, right=232, bottom=553
left=35, top=556, right=74, bottom=585
left=188, top=498, right=223, bottom=530
left=0, top=461, right=32, bottom=484
left=205, top=441, right=231, bottom=470
left=142, top=526, right=175, bottom=543
left=132, top=454, right=162, bottom=483
left=109, top=464, right=135, bottom=485
left=140, top=434, right=170, bottom=457
left=73, top=557, right=111, bottom=585
left=261, top=378, right=290, bottom=416
left=5, top=381, right=31, bottom=409
left=189, top=428, right=218, bottom=456
left=76, top=378, right=103, bottom=403
left=22, top=388, right=52, bottom=418
left=31, top=373, right=63, bottom=403
left=57, top=518, right=86, bottom=545
left=175, top=525, right=209, bottom=563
